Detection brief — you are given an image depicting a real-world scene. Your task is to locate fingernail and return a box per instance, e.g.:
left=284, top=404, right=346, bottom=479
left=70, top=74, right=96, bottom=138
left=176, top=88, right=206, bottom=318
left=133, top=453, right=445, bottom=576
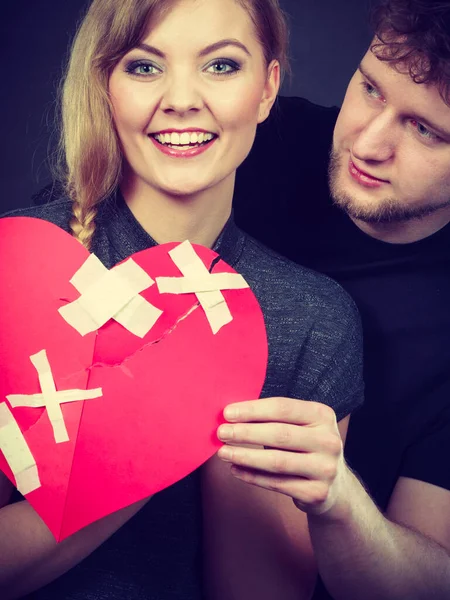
left=217, top=424, right=233, bottom=440
left=218, top=447, right=232, bottom=461
left=224, top=405, right=238, bottom=420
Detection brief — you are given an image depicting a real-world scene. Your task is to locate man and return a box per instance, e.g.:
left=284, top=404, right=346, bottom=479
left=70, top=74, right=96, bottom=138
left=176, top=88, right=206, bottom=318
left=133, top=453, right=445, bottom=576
left=230, top=0, right=450, bottom=598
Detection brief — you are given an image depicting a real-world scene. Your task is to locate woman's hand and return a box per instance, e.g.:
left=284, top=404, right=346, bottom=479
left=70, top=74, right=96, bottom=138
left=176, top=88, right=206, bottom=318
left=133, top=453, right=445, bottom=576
left=217, top=397, right=351, bottom=517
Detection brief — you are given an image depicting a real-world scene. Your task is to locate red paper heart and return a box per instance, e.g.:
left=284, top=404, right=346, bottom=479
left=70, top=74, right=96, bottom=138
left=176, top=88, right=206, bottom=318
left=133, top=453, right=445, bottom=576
left=0, top=217, right=267, bottom=541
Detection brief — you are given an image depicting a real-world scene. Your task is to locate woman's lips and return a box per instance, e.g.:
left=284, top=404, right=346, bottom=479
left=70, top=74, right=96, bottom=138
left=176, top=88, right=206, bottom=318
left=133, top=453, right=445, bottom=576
left=348, top=159, right=389, bottom=188
left=149, top=135, right=217, bottom=158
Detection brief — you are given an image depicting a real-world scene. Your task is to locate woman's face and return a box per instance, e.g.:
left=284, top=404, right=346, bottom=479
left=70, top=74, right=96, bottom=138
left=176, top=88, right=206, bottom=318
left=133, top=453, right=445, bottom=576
left=109, top=0, right=279, bottom=199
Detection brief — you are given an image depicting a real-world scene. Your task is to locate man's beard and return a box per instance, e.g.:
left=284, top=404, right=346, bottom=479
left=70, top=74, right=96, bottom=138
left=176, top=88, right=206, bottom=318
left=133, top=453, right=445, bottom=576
left=328, top=149, right=450, bottom=224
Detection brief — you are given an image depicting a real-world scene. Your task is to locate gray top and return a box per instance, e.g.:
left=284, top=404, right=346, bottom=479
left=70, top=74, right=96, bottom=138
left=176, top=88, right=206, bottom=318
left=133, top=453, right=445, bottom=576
left=3, top=192, right=363, bottom=599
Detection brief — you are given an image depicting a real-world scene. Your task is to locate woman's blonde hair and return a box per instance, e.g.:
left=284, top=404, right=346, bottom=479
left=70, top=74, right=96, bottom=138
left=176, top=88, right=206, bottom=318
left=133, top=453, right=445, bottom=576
left=57, top=0, right=289, bottom=249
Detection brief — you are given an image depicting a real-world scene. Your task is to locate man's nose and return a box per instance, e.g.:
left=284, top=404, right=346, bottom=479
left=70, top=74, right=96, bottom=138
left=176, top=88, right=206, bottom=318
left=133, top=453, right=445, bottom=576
left=352, top=111, right=397, bottom=163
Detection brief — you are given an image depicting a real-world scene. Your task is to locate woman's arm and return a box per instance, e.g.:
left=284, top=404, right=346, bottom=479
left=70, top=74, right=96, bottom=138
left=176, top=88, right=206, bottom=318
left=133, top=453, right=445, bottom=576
left=0, top=473, right=13, bottom=509
left=202, top=451, right=318, bottom=600
left=0, top=475, right=151, bottom=600
left=202, top=404, right=350, bottom=600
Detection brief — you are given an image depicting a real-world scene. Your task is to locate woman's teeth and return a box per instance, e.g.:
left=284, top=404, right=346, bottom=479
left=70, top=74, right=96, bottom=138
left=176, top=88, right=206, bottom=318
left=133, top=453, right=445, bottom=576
left=153, top=131, right=215, bottom=148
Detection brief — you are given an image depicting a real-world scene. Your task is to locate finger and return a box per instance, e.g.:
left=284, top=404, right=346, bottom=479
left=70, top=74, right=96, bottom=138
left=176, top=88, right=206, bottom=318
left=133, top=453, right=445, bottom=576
left=218, top=422, right=342, bottom=455
left=224, top=397, right=337, bottom=427
left=229, top=465, right=330, bottom=510
left=217, top=444, right=338, bottom=480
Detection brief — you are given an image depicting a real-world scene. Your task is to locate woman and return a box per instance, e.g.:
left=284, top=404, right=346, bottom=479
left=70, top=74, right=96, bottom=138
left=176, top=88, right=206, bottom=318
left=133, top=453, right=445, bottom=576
left=0, top=0, right=363, bottom=598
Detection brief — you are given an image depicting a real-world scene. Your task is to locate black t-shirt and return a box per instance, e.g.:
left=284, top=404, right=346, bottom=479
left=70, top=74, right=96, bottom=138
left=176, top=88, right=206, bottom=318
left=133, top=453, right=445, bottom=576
left=235, top=95, right=450, bottom=599
left=3, top=194, right=363, bottom=598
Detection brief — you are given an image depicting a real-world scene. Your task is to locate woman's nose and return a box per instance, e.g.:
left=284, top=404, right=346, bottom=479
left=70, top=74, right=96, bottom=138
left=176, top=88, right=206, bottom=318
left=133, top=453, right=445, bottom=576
left=160, top=73, right=204, bottom=115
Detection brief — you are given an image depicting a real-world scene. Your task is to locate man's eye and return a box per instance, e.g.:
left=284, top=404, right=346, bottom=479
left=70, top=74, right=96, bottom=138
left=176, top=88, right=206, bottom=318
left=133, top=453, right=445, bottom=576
left=361, top=81, right=382, bottom=99
left=412, top=120, right=439, bottom=142
left=205, top=60, right=240, bottom=76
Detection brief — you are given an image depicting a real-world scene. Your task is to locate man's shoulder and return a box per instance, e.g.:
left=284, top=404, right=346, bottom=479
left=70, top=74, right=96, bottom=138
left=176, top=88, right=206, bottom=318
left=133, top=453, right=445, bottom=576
left=1, top=198, right=73, bottom=232
left=266, top=96, right=339, bottom=137
left=275, top=95, right=340, bottom=120
left=249, top=95, right=339, bottom=152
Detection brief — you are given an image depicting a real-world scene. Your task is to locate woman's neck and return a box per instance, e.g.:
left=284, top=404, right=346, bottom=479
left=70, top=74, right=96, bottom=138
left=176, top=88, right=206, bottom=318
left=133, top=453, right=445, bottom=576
left=121, top=175, right=235, bottom=248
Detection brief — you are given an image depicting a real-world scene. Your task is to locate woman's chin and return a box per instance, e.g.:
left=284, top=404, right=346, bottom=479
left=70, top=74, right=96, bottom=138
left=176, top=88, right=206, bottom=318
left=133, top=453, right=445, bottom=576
left=160, top=180, right=215, bottom=200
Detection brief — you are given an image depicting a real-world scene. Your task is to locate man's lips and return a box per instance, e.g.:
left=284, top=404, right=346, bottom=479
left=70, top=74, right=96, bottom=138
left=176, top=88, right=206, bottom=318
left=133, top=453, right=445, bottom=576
left=348, top=159, right=389, bottom=188
left=352, top=161, right=388, bottom=181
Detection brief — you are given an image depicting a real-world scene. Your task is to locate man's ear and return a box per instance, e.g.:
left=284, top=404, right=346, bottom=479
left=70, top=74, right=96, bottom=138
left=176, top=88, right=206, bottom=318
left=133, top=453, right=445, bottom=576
left=258, top=60, right=281, bottom=124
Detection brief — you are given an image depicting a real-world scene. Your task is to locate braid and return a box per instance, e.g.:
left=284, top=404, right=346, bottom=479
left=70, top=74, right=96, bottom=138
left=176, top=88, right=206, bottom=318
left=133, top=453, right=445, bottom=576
left=70, top=198, right=98, bottom=251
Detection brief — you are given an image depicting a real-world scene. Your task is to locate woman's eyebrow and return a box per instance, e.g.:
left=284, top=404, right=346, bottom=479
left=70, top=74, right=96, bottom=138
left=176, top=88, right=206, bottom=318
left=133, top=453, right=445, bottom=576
left=198, top=39, right=251, bottom=57
left=136, top=38, right=251, bottom=59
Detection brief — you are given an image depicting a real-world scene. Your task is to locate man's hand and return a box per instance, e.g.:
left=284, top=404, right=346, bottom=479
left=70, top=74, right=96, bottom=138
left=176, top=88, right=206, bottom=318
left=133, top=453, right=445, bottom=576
left=217, top=397, right=350, bottom=517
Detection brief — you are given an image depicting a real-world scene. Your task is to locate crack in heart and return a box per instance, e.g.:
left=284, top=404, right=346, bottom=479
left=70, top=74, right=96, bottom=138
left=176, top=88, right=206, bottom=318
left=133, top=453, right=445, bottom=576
left=87, top=301, right=199, bottom=373
left=58, top=254, right=221, bottom=379
left=53, top=301, right=200, bottom=384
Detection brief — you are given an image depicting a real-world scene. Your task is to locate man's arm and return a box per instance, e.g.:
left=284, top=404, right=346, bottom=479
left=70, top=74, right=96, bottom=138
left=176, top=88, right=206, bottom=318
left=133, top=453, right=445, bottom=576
left=216, top=397, right=450, bottom=600
left=307, top=474, right=450, bottom=600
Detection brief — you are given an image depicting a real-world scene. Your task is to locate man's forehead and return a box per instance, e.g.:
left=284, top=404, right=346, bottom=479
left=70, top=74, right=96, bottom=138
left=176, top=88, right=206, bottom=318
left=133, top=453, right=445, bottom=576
left=356, top=49, right=450, bottom=135
left=362, top=49, right=450, bottom=108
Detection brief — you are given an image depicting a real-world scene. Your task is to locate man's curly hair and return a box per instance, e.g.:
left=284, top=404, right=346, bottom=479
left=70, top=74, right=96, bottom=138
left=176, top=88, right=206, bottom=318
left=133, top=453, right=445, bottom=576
left=370, top=0, right=450, bottom=103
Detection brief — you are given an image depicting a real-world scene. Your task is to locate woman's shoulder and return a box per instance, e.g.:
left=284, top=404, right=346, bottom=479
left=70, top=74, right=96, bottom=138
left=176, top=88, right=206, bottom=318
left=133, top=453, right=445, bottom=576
left=240, top=234, right=364, bottom=419
left=240, top=233, right=360, bottom=324
left=1, top=196, right=73, bottom=233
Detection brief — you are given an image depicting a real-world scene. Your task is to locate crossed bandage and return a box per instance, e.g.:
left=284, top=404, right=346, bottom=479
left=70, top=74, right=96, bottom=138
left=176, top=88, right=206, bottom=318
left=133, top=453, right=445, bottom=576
left=59, top=240, right=249, bottom=336
left=0, top=349, right=103, bottom=495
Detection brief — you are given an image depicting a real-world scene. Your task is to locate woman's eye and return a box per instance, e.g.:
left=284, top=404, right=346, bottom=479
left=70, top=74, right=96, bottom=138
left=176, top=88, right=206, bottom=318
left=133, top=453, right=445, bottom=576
left=125, top=61, right=161, bottom=77
left=205, top=60, right=240, bottom=76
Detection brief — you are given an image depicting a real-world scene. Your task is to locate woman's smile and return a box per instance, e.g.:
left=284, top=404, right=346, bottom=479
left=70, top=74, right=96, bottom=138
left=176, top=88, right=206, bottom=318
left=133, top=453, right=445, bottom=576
left=149, top=128, right=218, bottom=158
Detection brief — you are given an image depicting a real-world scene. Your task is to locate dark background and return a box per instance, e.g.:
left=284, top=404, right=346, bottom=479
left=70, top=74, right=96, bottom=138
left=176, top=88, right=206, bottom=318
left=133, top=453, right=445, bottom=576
left=1, top=0, right=372, bottom=213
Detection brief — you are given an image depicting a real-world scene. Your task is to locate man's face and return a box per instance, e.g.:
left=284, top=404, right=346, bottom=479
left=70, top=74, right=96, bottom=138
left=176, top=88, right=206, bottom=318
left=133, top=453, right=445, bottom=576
left=330, top=45, right=450, bottom=225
